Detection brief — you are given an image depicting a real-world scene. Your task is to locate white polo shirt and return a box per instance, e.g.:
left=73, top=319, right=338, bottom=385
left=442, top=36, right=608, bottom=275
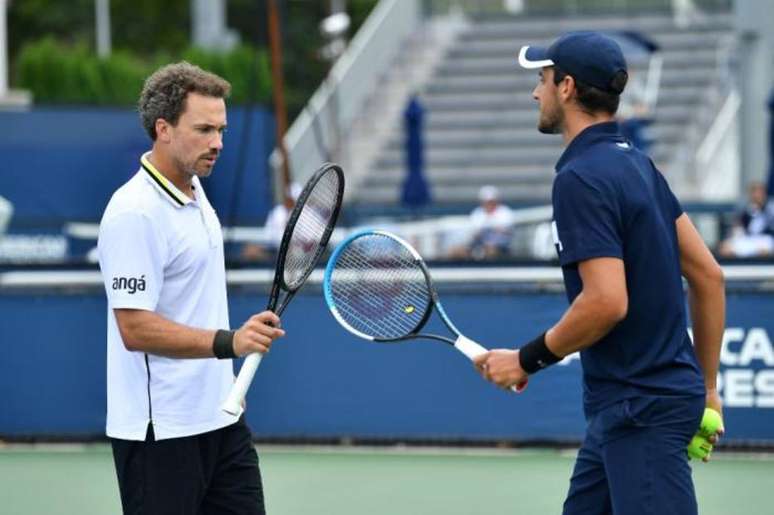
left=98, top=152, right=238, bottom=441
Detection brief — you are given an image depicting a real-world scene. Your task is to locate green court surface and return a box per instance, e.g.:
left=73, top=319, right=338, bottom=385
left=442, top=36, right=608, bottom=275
left=0, top=445, right=771, bottom=515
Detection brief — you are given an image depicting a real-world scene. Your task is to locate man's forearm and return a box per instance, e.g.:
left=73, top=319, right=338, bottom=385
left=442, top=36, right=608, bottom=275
left=688, top=280, right=725, bottom=390
left=545, top=291, right=625, bottom=357
left=115, top=309, right=217, bottom=358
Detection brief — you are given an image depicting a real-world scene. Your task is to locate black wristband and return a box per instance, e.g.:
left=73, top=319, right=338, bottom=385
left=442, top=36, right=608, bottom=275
left=518, top=332, right=561, bottom=374
left=213, top=330, right=237, bottom=359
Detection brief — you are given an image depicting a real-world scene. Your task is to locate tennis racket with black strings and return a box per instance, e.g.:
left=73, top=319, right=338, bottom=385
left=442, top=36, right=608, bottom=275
left=323, top=229, right=527, bottom=392
left=222, top=162, right=345, bottom=416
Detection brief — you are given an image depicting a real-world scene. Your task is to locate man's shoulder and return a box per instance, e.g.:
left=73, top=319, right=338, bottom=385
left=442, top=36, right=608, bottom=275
left=559, top=142, right=653, bottom=192
left=102, top=171, right=161, bottom=224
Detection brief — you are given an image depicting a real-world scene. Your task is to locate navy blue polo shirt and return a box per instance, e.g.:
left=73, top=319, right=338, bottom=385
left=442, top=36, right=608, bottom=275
left=551, top=121, right=705, bottom=415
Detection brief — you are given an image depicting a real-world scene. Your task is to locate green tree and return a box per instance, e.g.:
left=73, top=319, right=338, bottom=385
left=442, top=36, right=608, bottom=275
left=9, top=0, right=377, bottom=111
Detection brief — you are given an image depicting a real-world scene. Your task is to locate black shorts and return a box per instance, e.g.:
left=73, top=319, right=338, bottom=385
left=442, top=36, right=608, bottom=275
left=111, top=417, right=264, bottom=515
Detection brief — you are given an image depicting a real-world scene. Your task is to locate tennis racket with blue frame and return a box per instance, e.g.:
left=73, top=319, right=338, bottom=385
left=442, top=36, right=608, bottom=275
left=323, top=229, right=526, bottom=392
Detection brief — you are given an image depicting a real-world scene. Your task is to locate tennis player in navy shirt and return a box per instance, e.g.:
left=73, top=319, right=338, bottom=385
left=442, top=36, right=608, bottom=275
left=474, top=32, right=726, bottom=515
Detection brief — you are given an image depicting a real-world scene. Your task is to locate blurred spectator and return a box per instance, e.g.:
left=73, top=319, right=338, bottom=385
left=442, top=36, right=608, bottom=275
left=449, top=185, right=514, bottom=260
left=719, top=182, right=774, bottom=258
left=241, top=182, right=302, bottom=261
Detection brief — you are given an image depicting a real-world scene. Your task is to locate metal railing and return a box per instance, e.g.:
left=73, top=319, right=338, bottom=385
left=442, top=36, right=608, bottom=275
left=269, top=0, right=421, bottom=196
left=667, top=31, right=738, bottom=200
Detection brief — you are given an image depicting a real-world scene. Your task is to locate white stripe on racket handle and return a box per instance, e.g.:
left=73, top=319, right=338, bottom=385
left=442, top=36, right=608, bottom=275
left=221, top=352, right=263, bottom=416
left=454, top=335, right=527, bottom=393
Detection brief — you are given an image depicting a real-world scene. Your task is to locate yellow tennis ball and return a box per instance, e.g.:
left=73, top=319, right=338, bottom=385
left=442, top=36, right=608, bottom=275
left=687, top=408, right=722, bottom=460
left=698, top=408, right=722, bottom=437
left=687, top=435, right=713, bottom=460
left=403, top=305, right=415, bottom=314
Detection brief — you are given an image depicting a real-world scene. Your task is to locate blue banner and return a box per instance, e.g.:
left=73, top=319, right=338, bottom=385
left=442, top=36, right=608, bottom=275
left=0, top=107, right=275, bottom=230
left=1, top=283, right=772, bottom=443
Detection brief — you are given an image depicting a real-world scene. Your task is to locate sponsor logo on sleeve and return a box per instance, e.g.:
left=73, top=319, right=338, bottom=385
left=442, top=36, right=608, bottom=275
left=112, top=275, right=146, bottom=294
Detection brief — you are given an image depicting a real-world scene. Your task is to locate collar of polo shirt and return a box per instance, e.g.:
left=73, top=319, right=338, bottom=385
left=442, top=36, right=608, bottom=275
left=140, top=152, right=194, bottom=208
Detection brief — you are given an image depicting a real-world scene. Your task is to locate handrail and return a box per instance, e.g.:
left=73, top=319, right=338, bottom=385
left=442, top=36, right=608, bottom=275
left=269, top=0, right=421, bottom=192
left=643, top=54, right=662, bottom=111
left=695, top=89, right=740, bottom=166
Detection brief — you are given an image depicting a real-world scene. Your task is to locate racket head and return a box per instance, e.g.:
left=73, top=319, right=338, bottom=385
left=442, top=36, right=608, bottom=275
left=323, top=229, right=434, bottom=342
left=275, top=163, right=345, bottom=294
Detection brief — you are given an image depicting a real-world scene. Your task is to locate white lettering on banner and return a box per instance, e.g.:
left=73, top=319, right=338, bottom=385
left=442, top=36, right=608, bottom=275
left=559, top=328, right=774, bottom=408
left=713, top=327, right=774, bottom=408
left=718, top=370, right=755, bottom=407
left=719, top=327, right=774, bottom=366
left=755, top=371, right=774, bottom=408
left=738, top=328, right=774, bottom=366
left=719, top=327, right=744, bottom=366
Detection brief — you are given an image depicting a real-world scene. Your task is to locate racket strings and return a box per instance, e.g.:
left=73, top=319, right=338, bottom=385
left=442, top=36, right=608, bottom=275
left=333, top=257, right=428, bottom=338
left=284, top=169, right=341, bottom=290
left=329, top=234, right=431, bottom=339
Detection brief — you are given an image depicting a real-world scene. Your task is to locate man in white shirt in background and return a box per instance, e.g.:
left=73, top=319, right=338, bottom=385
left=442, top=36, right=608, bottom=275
left=241, top=182, right=302, bottom=261
left=468, top=185, right=515, bottom=259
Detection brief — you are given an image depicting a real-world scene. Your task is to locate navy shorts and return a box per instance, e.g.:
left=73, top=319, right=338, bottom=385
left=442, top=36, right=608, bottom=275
left=111, top=417, right=264, bottom=515
left=563, top=395, right=705, bottom=515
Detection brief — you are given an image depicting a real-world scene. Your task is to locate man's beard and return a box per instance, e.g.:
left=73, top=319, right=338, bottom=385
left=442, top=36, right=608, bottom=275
left=173, top=155, right=213, bottom=178
left=538, top=104, right=563, bottom=134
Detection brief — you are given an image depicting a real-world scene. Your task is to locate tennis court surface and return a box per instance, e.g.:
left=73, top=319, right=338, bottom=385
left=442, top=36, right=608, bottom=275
left=1, top=445, right=771, bottom=514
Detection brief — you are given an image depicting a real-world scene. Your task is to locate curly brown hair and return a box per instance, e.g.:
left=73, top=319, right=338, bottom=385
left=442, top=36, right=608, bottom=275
left=138, top=61, right=231, bottom=140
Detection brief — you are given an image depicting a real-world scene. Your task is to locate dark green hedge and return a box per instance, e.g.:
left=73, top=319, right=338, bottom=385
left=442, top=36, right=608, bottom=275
left=17, top=38, right=272, bottom=105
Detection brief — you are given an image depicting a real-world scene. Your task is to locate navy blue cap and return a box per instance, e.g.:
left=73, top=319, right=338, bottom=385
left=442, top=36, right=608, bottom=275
left=518, top=31, right=628, bottom=94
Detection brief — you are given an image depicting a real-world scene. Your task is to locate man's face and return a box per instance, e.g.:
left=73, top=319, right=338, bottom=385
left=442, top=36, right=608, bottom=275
left=166, top=92, right=227, bottom=178
left=483, top=199, right=498, bottom=213
left=750, top=184, right=767, bottom=207
left=532, top=67, right=563, bottom=134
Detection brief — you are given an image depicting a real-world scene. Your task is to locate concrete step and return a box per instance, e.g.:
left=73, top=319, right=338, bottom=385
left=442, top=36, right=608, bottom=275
left=375, top=148, right=559, bottom=168
left=383, top=127, right=682, bottom=150
left=420, top=86, right=705, bottom=111
left=435, top=50, right=718, bottom=76
left=457, top=14, right=732, bottom=41
left=420, top=103, right=701, bottom=127
left=449, top=30, right=731, bottom=56
left=365, top=169, right=554, bottom=188
left=355, top=182, right=556, bottom=204
left=374, top=144, right=671, bottom=169
left=426, top=68, right=717, bottom=94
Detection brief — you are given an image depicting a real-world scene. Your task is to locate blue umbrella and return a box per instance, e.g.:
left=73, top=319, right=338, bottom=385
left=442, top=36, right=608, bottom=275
left=606, top=30, right=660, bottom=63
left=401, top=95, right=431, bottom=209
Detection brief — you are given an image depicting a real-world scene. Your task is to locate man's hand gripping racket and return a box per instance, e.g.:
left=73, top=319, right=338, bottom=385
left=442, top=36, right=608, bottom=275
left=221, top=163, right=345, bottom=417
left=322, top=229, right=527, bottom=392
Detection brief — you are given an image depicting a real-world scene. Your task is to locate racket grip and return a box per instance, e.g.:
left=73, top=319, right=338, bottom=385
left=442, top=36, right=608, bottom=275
left=221, top=352, right=263, bottom=417
left=454, top=335, right=527, bottom=394
left=453, top=334, right=488, bottom=360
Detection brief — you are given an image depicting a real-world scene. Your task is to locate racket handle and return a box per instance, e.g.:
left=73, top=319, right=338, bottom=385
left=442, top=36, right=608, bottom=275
left=454, top=335, right=527, bottom=394
left=221, top=352, right=263, bottom=417
left=454, top=334, right=488, bottom=360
